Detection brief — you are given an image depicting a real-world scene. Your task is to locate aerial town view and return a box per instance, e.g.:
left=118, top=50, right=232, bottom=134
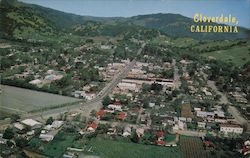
left=0, top=0, right=250, bottom=158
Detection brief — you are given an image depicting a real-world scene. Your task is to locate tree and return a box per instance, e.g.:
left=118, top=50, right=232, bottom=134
left=10, top=114, right=20, bottom=123
left=142, top=83, right=151, bottom=93
left=15, top=137, right=28, bottom=148
left=151, top=83, right=163, bottom=92
left=130, top=130, right=139, bottom=143
left=102, top=96, right=111, bottom=107
left=3, top=128, right=14, bottom=139
left=46, top=117, right=54, bottom=125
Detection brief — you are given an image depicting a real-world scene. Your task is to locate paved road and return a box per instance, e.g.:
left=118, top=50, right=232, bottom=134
left=228, top=106, right=250, bottom=131
left=172, top=59, right=180, bottom=90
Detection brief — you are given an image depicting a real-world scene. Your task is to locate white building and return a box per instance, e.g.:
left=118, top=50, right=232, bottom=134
left=21, top=119, right=42, bottom=129
left=220, top=124, right=243, bottom=135
left=107, top=104, right=122, bottom=111
left=39, top=134, right=54, bottom=142
left=197, top=122, right=206, bottom=129
left=123, top=126, right=132, bottom=137
left=14, top=123, right=25, bottom=131
left=197, top=111, right=214, bottom=118
left=118, top=82, right=137, bottom=91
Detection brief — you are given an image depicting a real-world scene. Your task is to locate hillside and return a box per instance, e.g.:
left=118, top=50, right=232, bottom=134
left=126, top=13, right=250, bottom=40
left=1, top=0, right=249, bottom=40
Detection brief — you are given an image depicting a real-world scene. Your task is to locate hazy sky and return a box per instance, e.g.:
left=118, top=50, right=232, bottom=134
left=20, top=0, right=250, bottom=28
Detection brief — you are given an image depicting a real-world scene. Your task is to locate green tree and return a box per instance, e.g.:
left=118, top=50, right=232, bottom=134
left=15, top=137, right=28, bottom=148
left=102, top=96, right=111, bottom=107
left=10, top=114, right=20, bottom=123
left=3, top=128, right=15, bottom=139
left=46, top=117, right=54, bottom=125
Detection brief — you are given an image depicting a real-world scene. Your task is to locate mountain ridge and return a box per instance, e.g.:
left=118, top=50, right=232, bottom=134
left=1, top=0, right=249, bottom=40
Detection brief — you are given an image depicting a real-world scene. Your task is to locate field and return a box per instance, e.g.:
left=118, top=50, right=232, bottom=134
left=0, top=85, right=81, bottom=114
left=180, top=136, right=211, bottom=158
left=202, top=46, right=250, bottom=67
left=43, top=132, right=75, bottom=158
left=84, top=138, right=182, bottom=158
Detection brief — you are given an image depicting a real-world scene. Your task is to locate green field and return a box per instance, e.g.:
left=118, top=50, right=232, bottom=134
left=0, top=85, right=81, bottom=114
left=180, top=136, right=212, bottom=158
left=85, top=138, right=182, bottom=158
left=202, top=46, right=250, bottom=67
left=43, top=132, right=75, bottom=158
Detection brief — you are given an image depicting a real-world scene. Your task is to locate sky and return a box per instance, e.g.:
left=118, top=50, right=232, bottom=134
left=20, top=0, right=250, bottom=28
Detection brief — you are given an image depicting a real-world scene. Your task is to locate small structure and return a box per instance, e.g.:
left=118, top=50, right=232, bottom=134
left=123, top=126, right=131, bottom=137
left=39, top=134, right=54, bottom=142
left=87, top=122, right=98, bottom=132
left=136, top=128, right=145, bottom=138
left=14, top=123, right=25, bottom=131
left=116, top=112, right=126, bottom=120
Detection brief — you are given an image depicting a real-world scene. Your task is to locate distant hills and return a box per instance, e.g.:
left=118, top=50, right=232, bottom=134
left=1, top=0, right=249, bottom=40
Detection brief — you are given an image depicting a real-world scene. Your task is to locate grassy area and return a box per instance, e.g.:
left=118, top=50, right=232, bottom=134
left=165, top=134, right=176, bottom=142
left=43, top=132, right=75, bottom=158
left=202, top=46, right=250, bottom=67
left=85, top=138, right=182, bottom=158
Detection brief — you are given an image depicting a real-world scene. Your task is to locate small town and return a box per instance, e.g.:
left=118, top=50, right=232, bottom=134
left=0, top=0, right=250, bottom=158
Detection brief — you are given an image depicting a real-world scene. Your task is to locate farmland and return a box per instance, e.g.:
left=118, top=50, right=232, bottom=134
left=180, top=136, right=211, bottom=158
left=84, top=138, right=182, bottom=158
left=0, top=85, right=81, bottom=114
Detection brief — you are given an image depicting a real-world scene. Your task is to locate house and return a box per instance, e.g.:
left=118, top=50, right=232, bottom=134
left=39, top=134, right=54, bottom=142
left=108, top=103, right=122, bottom=111
left=149, top=102, right=155, bottom=108
left=21, top=119, right=42, bottom=129
left=244, top=140, right=250, bottom=146
left=27, top=130, right=35, bottom=136
left=116, top=112, right=126, bottom=120
left=197, top=111, right=214, bottom=118
left=29, top=79, right=42, bottom=85
left=241, top=147, right=250, bottom=156
left=87, top=122, right=98, bottom=132
left=96, top=109, right=106, bottom=119
left=14, top=123, right=25, bottom=131
left=51, top=121, right=64, bottom=129
left=156, top=131, right=165, bottom=139
left=136, top=128, right=145, bottom=138
left=220, top=124, right=243, bottom=135
left=156, top=140, right=165, bottom=146
left=197, top=122, right=206, bottom=129
left=123, top=126, right=131, bottom=137
left=118, top=82, right=137, bottom=91
left=107, top=128, right=116, bottom=135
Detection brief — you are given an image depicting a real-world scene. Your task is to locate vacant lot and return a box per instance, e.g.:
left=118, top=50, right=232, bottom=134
left=85, top=138, right=182, bottom=158
left=202, top=46, right=250, bottom=67
left=180, top=136, right=211, bottom=158
left=0, top=85, right=81, bottom=113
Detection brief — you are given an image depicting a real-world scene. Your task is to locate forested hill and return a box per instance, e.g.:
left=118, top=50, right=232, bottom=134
left=1, top=0, right=249, bottom=40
